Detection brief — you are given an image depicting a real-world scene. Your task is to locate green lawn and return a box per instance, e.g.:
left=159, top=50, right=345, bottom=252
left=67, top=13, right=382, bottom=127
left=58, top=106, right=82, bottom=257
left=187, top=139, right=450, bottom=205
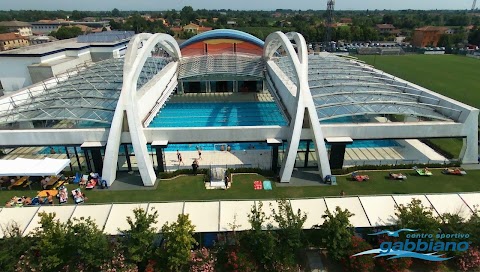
left=357, top=54, right=480, bottom=158
left=2, top=171, right=479, bottom=206
left=427, top=138, right=463, bottom=159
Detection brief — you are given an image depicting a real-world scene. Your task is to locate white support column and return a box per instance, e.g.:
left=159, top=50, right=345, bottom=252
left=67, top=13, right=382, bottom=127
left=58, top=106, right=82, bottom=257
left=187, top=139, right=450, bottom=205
left=233, top=81, right=238, bottom=92
left=177, top=81, right=184, bottom=94
left=265, top=31, right=332, bottom=183
left=459, top=110, right=479, bottom=164
left=279, top=99, right=305, bottom=182
left=206, top=81, right=211, bottom=93
left=102, top=33, right=182, bottom=186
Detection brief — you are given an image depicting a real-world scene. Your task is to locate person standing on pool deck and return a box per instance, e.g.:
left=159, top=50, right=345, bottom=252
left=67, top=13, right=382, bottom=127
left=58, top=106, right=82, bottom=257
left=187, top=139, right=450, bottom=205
left=177, top=150, right=184, bottom=165
left=197, top=147, right=202, bottom=160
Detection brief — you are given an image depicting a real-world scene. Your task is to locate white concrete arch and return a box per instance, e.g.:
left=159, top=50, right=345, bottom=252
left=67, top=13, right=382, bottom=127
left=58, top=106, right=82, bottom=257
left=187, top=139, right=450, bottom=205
left=264, top=32, right=331, bottom=183
left=102, top=33, right=181, bottom=186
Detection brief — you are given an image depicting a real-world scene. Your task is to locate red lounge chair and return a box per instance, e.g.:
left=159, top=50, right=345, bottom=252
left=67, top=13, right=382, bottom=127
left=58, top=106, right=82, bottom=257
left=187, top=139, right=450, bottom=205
left=351, top=172, right=369, bottom=182
left=86, top=179, right=97, bottom=189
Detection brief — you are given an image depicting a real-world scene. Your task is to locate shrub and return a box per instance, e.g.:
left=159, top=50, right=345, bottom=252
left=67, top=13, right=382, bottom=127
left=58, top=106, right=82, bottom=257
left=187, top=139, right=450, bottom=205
left=226, top=167, right=275, bottom=177
left=454, top=247, right=480, bottom=272
left=342, top=236, right=375, bottom=272
left=159, top=168, right=210, bottom=182
left=190, top=247, right=215, bottom=272
left=214, top=244, right=257, bottom=272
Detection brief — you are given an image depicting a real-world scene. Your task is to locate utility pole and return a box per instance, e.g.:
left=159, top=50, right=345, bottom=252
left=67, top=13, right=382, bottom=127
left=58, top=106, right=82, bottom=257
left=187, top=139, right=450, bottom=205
left=324, top=0, right=335, bottom=52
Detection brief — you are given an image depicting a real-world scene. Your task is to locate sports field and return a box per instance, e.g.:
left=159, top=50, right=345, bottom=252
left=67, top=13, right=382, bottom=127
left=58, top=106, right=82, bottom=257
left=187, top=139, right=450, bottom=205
left=357, top=54, right=480, bottom=109
left=358, top=54, right=480, bottom=158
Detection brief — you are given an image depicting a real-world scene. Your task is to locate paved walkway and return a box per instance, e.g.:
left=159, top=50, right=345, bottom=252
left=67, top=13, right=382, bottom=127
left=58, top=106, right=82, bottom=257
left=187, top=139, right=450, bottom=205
left=306, top=250, right=327, bottom=272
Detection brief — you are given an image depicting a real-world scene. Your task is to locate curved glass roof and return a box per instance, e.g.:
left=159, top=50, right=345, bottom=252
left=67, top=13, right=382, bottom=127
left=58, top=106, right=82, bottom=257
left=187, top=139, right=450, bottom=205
left=308, top=55, right=462, bottom=122
left=0, top=57, right=171, bottom=128
left=180, top=29, right=264, bottom=49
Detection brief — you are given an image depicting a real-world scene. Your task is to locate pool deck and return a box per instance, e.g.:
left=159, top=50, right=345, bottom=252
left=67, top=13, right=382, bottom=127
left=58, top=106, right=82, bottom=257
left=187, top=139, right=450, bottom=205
left=4, top=138, right=449, bottom=175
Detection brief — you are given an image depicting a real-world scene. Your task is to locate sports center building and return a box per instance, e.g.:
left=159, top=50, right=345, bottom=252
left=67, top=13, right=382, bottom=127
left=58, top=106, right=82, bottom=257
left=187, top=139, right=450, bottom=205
left=0, top=29, right=477, bottom=186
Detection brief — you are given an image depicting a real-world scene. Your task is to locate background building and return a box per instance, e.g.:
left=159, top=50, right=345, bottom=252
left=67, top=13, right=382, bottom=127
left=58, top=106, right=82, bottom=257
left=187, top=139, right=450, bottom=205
left=0, top=33, right=29, bottom=51
left=412, top=26, right=450, bottom=47
left=0, top=31, right=133, bottom=92
left=0, top=20, right=33, bottom=37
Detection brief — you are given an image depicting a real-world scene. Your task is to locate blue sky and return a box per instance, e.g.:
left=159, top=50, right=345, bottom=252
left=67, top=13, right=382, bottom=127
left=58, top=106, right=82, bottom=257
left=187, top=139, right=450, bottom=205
left=1, top=0, right=475, bottom=11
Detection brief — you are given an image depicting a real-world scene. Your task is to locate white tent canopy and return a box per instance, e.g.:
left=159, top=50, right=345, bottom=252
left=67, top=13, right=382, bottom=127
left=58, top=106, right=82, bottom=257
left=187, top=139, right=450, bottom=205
left=1, top=193, right=480, bottom=238
left=0, top=158, right=70, bottom=176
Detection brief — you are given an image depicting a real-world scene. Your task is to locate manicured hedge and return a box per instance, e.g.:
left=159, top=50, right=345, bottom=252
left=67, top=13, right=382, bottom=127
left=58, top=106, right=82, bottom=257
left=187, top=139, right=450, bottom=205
left=159, top=168, right=210, bottom=182
left=225, top=167, right=275, bottom=178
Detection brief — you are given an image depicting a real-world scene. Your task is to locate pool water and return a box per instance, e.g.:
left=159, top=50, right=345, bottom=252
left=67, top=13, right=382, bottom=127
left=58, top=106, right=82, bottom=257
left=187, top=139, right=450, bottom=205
left=148, top=102, right=287, bottom=127
left=164, top=142, right=270, bottom=152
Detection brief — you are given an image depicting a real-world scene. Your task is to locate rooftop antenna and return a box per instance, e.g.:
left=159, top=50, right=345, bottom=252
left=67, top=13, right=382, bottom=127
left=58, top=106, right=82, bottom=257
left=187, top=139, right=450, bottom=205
left=325, top=0, right=335, bottom=52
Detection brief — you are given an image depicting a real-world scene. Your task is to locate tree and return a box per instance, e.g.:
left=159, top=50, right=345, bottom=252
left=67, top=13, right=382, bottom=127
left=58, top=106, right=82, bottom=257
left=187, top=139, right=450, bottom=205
left=0, top=222, right=33, bottom=272
left=65, top=216, right=112, bottom=270
left=71, top=10, right=87, bottom=21
left=180, top=6, right=197, bottom=25
left=437, top=34, right=453, bottom=48
left=395, top=198, right=441, bottom=235
left=382, top=14, right=396, bottom=25
left=50, top=26, right=83, bottom=40
left=0, top=26, right=8, bottom=34
left=27, top=212, right=69, bottom=271
left=316, top=206, right=354, bottom=262
left=271, top=199, right=307, bottom=266
left=159, top=214, right=197, bottom=272
left=469, top=27, right=480, bottom=46
left=466, top=207, right=480, bottom=248
left=119, top=207, right=159, bottom=270
left=16, top=212, right=112, bottom=272
left=241, top=201, right=277, bottom=271
left=112, top=8, right=120, bottom=17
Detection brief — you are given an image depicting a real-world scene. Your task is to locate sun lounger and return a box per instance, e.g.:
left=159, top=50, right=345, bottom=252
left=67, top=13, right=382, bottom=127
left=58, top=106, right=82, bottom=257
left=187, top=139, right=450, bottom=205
left=389, top=173, right=407, bottom=180
left=442, top=168, right=467, bottom=176
left=86, top=178, right=97, bottom=189
left=351, top=172, right=369, bottom=182
left=263, top=180, right=272, bottom=190
left=72, top=188, right=84, bottom=204
left=254, top=180, right=263, bottom=190
left=57, top=186, right=68, bottom=204
left=413, top=166, right=432, bottom=176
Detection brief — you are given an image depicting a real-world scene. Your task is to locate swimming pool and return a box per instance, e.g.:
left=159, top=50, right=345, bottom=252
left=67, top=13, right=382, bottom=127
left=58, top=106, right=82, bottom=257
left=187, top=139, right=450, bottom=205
left=37, top=142, right=272, bottom=155
left=148, top=102, right=287, bottom=127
